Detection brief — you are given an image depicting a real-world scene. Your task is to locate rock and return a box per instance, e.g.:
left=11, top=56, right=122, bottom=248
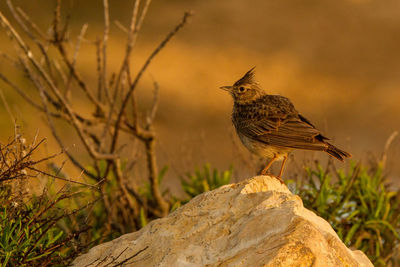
left=73, top=176, right=373, bottom=267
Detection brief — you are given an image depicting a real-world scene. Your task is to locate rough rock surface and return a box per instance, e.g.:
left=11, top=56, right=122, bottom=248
left=73, top=176, right=373, bottom=267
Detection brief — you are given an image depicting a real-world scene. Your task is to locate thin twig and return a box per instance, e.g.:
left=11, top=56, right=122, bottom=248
left=15, top=7, right=47, bottom=40
left=110, top=11, right=192, bottom=152
left=56, top=41, right=105, bottom=112
left=65, top=23, right=88, bottom=100
left=99, top=0, right=142, bottom=152
left=27, top=166, right=99, bottom=188
left=0, top=51, right=19, bottom=66
left=7, top=0, right=54, bottom=77
left=34, top=75, right=99, bottom=181
left=1, top=11, right=115, bottom=160
left=113, top=159, right=138, bottom=215
left=0, top=87, right=15, bottom=123
left=96, top=38, right=103, bottom=106
left=113, top=20, right=129, bottom=34
left=53, top=0, right=62, bottom=42
left=52, top=60, right=67, bottom=84
left=17, top=56, right=62, bottom=114
left=111, top=246, right=149, bottom=267
left=145, top=78, right=160, bottom=129
left=49, top=1, right=105, bottom=112
left=114, top=0, right=141, bottom=93
left=102, top=0, right=110, bottom=102
left=381, top=131, right=398, bottom=168
left=133, top=0, right=152, bottom=42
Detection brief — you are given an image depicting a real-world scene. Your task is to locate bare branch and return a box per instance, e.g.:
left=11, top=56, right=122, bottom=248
left=144, top=138, right=169, bottom=216
left=110, top=11, right=193, bottom=152
left=134, top=0, right=152, bottom=40
left=0, top=88, right=15, bottom=123
left=119, top=0, right=141, bottom=78
left=101, top=0, right=141, bottom=128
left=27, top=166, right=99, bottom=189
left=0, top=72, right=51, bottom=115
left=113, top=159, right=139, bottom=214
left=96, top=38, right=104, bottom=104
left=0, top=66, right=96, bottom=131
left=55, top=42, right=105, bottom=112
left=36, top=83, right=99, bottom=181
left=0, top=12, right=117, bottom=160
left=97, top=0, right=142, bottom=152
left=0, top=51, right=19, bottom=66
left=52, top=0, right=62, bottom=43
left=49, top=1, right=104, bottom=112
left=15, top=7, right=47, bottom=40
left=113, top=20, right=129, bottom=34
left=6, top=0, right=54, bottom=77
left=65, top=23, right=88, bottom=100
left=17, top=56, right=62, bottom=111
left=381, top=131, right=398, bottom=168
left=102, top=0, right=110, bottom=102
left=145, top=78, right=159, bottom=129
left=1, top=1, right=193, bottom=230
left=52, top=60, right=67, bottom=84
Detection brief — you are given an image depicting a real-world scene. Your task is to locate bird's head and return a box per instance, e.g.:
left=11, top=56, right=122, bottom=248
left=220, top=67, right=263, bottom=104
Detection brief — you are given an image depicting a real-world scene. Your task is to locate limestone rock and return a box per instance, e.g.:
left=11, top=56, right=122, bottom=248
left=73, top=176, right=373, bottom=267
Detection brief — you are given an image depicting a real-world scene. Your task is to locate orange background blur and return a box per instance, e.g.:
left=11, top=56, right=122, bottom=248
left=0, top=0, right=399, bottom=188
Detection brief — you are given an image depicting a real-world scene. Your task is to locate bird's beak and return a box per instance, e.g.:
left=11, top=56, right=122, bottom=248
left=220, top=85, right=233, bottom=91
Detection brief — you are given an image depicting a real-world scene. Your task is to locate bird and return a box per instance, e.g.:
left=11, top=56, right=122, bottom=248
left=220, top=67, right=351, bottom=183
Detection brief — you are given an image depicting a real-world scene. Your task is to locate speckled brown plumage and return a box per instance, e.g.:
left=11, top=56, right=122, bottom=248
left=221, top=68, right=351, bottom=183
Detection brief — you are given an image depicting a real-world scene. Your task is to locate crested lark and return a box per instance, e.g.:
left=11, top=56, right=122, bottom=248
left=221, top=68, right=351, bottom=183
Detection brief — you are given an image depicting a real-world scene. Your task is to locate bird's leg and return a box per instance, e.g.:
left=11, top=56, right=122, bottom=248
left=260, top=155, right=278, bottom=175
left=278, top=156, right=288, bottom=177
left=276, top=155, right=288, bottom=184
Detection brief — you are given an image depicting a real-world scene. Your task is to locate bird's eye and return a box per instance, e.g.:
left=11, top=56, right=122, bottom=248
left=239, top=86, right=246, bottom=92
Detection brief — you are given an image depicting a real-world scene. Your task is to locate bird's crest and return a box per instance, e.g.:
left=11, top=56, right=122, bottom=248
left=234, top=67, right=257, bottom=86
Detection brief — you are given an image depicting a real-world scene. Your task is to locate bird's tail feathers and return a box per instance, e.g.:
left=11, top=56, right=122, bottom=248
left=326, top=143, right=352, bottom=162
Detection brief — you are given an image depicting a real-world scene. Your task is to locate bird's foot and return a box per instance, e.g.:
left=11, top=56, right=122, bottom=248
left=270, top=175, right=285, bottom=185
left=259, top=172, right=285, bottom=185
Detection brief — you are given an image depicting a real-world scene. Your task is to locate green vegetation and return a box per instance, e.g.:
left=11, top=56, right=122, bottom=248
left=0, top=188, right=86, bottom=266
left=1, top=134, right=399, bottom=266
left=288, top=161, right=400, bottom=266
left=180, top=164, right=233, bottom=200
left=0, top=135, right=88, bottom=266
left=173, top=159, right=400, bottom=266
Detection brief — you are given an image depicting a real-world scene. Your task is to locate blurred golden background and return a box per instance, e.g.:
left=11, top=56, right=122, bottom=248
left=1, top=0, right=399, bottom=188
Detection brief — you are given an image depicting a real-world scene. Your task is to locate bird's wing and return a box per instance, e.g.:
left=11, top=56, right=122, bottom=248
left=238, top=113, right=329, bottom=151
